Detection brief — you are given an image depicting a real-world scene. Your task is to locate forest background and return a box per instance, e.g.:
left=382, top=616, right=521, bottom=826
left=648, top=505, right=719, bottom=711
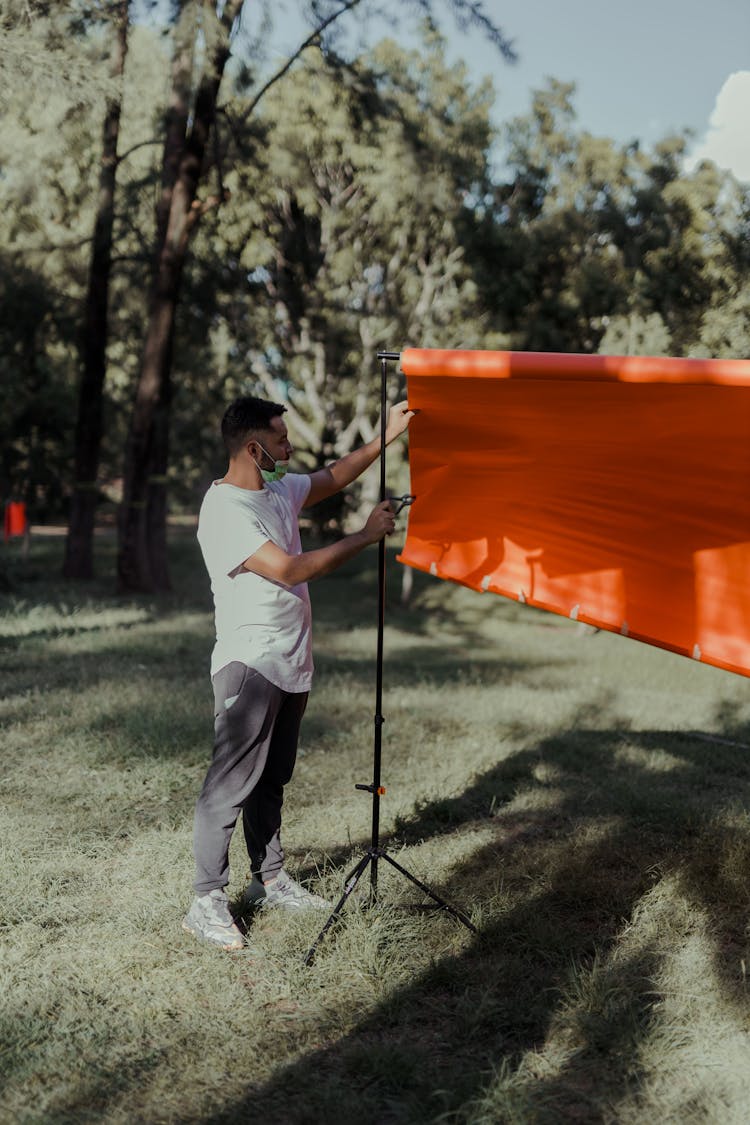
left=1, top=0, right=749, bottom=593
left=3, top=8, right=750, bottom=1120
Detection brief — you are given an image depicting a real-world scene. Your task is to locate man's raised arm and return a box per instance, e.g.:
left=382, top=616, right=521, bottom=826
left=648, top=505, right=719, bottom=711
left=304, top=401, right=414, bottom=508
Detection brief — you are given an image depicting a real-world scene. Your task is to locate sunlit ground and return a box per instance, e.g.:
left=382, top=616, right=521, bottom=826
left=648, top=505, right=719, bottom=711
left=2, top=532, right=750, bottom=1123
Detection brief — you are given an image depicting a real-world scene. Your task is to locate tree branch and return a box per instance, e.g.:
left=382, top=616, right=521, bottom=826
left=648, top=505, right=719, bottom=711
left=249, top=354, right=321, bottom=451
left=229, top=0, right=363, bottom=126
left=116, top=138, right=162, bottom=166
left=12, top=235, right=94, bottom=256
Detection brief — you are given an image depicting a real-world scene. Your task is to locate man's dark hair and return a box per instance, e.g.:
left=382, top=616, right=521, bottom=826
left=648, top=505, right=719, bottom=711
left=221, top=396, right=287, bottom=458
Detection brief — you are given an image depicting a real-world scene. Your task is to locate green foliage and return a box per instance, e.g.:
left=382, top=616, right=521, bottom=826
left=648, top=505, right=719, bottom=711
left=0, top=0, right=119, bottom=104
left=0, top=2, right=118, bottom=519
left=0, top=258, right=79, bottom=517
left=598, top=312, right=672, bottom=357
left=0, top=14, right=168, bottom=519
left=469, top=82, right=750, bottom=357
left=694, top=284, right=750, bottom=358
left=1, top=4, right=749, bottom=529
left=174, top=27, right=498, bottom=522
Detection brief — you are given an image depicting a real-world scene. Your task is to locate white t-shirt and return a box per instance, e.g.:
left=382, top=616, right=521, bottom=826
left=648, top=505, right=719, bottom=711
left=197, top=473, right=313, bottom=692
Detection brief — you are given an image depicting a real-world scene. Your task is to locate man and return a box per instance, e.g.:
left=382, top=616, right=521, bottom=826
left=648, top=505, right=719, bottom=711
left=183, top=394, right=414, bottom=949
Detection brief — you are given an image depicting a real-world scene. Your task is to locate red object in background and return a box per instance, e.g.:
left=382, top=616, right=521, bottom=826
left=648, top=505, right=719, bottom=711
left=399, top=348, right=750, bottom=679
left=4, top=501, right=28, bottom=540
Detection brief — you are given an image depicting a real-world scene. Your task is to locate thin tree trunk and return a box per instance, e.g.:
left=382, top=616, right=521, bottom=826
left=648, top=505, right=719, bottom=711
left=63, top=1, right=128, bottom=579
left=145, top=373, right=172, bottom=590
left=117, top=0, right=240, bottom=592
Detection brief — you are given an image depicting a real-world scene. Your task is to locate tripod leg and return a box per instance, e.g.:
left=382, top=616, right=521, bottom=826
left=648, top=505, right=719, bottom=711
left=379, top=852, right=477, bottom=934
left=303, top=851, right=374, bottom=966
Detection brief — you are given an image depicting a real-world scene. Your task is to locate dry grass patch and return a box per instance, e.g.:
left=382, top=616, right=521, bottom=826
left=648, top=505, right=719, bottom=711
left=2, top=536, right=750, bottom=1122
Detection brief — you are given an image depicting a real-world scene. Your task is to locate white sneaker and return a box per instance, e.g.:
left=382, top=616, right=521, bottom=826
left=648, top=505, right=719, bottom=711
left=242, top=869, right=331, bottom=911
left=182, top=889, right=245, bottom=950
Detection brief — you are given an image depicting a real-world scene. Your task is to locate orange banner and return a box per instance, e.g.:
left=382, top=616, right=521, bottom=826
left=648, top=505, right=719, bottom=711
left=398, top=349, right=750, bottom=678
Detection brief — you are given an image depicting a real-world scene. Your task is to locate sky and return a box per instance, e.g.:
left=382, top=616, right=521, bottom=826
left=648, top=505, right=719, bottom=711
left=251, top=0, right=750, bottom=182
left=451, top=0, right=750, bottom=180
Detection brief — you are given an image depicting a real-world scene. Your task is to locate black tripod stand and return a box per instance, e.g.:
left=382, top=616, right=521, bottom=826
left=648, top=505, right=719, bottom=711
left=304, top=351, right=477, bottom=966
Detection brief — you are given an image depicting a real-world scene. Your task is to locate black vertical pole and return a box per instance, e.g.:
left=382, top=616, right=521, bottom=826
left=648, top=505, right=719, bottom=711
left=370, top=354, right=389, bottom=900
left=303, top=350, right=477, bottom=965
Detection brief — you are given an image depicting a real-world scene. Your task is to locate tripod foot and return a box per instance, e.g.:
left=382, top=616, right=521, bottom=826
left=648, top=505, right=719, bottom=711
left=303, top=852, right=374, bottom=966
left=380, top=852, right=477, bottom=934
left=302, top=848, right=476, bottom=966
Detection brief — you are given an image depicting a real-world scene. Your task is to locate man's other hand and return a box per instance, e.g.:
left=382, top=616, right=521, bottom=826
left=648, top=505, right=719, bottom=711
left=363, top=500, right=396, bottom=543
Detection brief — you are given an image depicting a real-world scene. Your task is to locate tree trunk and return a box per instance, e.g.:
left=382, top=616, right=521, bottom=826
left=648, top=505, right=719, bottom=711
left=145, top=371, right=172, bottom=590
left=63, top=1, right=129, bottom=579
left=117, top=0, right=240, bottom=592
left=116, top=0, right=370, bottom=590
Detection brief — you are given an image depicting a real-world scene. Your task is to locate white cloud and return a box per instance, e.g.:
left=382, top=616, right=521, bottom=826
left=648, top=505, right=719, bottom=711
left=685, top=71, right=750, bottom=183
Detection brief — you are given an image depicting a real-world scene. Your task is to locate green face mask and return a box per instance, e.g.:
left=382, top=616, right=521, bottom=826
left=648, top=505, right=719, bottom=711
left=256, top=442, right=290, bottom=483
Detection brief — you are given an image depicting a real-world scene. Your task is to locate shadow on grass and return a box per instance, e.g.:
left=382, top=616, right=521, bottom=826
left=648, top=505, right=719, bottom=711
left=0, top=1010, right=167, bottom=1125
left=0, top=627, right=210, bottom=735
left=3, top=634, right=542, bottom=765
left=310, top=546, right=534, bottom=642
left=0, top=524, right=209, bottom=598
left=313, top=644, right=551, bottom=691
left=205, top=716, right=750, bottom=1124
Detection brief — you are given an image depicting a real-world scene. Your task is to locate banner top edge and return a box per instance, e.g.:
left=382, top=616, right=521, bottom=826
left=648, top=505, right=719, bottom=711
left=400, top=348, right=750, bottom=387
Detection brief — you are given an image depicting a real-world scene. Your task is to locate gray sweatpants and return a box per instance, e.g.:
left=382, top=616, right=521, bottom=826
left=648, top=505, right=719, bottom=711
left=192, top=661, right=308, bottom=895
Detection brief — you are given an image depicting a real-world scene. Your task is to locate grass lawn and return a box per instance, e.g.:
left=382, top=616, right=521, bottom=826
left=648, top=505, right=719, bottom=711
left=2, top=529, right=750, bottom=1124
